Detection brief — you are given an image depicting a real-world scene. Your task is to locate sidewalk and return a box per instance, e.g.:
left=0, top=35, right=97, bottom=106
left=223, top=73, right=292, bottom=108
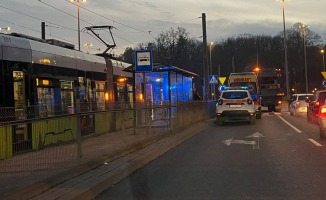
left=2, top=121, right=209, bottom=200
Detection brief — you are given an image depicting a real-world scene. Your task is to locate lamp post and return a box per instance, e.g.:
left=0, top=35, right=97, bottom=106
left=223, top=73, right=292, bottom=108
left=321, top=49, right=325, bottom=72
left=84, top=43, right=92, bottom=54
left=0, top=27, right=10, bottom=32
left=299, top=23, right=309, bottom=94
left=281, top=0, right=290, bottom=100
left=70, top=0, right=86, bottom=51
left=209, top=42, right=214, bottom=99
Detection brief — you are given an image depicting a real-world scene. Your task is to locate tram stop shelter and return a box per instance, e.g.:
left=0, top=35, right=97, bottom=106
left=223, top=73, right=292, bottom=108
left=124, top=62, right=199, bottom=129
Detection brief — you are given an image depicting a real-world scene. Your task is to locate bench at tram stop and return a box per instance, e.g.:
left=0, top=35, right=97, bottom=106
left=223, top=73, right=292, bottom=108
left=41, top=128, right=75, bottom=148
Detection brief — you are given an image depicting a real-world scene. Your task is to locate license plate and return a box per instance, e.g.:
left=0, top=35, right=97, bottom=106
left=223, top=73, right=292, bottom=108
left=230, top=105, right=241, bottom=108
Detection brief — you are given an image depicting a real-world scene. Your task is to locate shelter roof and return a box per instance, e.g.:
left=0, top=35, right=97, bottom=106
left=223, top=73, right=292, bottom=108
left=123, top=62, right=198, bottom=77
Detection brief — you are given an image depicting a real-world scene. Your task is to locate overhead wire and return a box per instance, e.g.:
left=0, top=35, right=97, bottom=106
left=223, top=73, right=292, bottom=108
left=1, top=0, right=201, bottom=51
left=0, top=4, right=77, bottom=32
left=0, top=18, right=76, bottom=44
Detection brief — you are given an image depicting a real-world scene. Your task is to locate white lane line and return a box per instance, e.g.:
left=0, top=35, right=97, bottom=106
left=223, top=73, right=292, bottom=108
left=277, top=115, right=302, bottom=133
left=308, top=138, right=323, bottom=147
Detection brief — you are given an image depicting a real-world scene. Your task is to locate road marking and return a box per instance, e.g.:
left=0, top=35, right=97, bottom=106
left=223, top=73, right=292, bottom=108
left=308, top=138, right=323, bottom=147
left=222, top=138, right=256, bottom=146
left=222, top=132, right=265, bottom=149
left=277, top=115, right=302, bottom=133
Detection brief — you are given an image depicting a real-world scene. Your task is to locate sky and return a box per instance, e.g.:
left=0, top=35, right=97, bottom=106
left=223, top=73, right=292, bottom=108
left=0, top=0, right=325, bottom=55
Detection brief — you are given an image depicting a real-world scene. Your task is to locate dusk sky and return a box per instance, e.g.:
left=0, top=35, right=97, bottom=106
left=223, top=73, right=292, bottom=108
left=0, top=0, right=325, bottom=55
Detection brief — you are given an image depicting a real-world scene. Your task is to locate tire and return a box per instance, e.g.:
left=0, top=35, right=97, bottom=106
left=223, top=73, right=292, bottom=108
left=290, top=110, right=295, bottom=116
left=216, top=117, right=223, bottom=125
left=320, top=127, right=326, bottom=138
left=256, top=110, right=262, bottom=119
left=307, top=111, right=312, bottom=122
left=250, top=116, right=256, bottom=125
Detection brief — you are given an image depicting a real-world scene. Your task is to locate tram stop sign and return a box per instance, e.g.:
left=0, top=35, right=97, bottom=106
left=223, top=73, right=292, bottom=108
left=135, top=50, right=153, bottom=72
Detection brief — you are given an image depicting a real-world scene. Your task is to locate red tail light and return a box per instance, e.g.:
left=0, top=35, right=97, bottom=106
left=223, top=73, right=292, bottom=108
left=320, top=107, right=326, bottom=114
left=278, top=101, right=282, bottom=105
left=295, top=101, right=300, bottom=106
left=316, top=101, right=320, bottom=106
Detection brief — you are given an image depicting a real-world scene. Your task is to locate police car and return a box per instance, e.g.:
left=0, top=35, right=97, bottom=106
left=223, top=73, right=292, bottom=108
left=216, top=87, right=256, bottom=125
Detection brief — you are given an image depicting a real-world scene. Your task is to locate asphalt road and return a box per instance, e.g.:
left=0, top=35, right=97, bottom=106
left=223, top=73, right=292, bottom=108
left=96, top=112, right=326, bottom=200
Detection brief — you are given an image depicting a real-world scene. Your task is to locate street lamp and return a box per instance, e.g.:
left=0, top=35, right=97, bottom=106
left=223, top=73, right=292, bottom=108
left=299, top=23, right=309, bottom=94
left=321, top=49, right=325, bottom=72
left=70, top=0, right=86, bottom=51
left=84, top=43, right=92, bottom=53
left=0, top=27, right=10, bottom=32
left=209, top=42, right=214, bottom=99
left=280, top=0, right=290, bottom=100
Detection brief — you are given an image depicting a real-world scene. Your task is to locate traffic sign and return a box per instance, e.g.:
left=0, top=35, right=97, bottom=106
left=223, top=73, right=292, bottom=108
left=209, top=75, right=219, bottom=84
left=322, top=79, right=326, bottom=87
left=135, top=50, right=153, bottom=72
left=219, top=77, right=226, bottom=84
left=219, top=85, right=227, bottom=92
left=322, top=72, right=326, bottom=79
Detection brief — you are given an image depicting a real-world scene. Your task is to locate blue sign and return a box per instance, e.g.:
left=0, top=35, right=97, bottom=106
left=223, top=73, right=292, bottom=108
left=135, top=50, right=153, bottom=72
left=323, top=80, right=326, bottom=87
left=219, top=85, right=227, bottom=92
left=209, top=75, right=219, bottom=84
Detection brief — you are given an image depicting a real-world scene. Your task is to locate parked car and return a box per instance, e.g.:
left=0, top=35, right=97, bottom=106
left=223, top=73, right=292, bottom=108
left=318, top=104, right=326, bottom=138
left=289, top=94, right=313, bottom=116
left=307, top=90, right=326, bottom=123
left=216, top=89, right=256, bottom=125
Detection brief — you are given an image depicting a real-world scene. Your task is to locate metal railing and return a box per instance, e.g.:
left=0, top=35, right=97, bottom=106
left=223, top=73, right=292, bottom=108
left=0, top=101, right=216, bottom=194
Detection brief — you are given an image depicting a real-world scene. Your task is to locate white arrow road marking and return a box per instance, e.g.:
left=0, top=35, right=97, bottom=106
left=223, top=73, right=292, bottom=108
left=246, top=132, right=264, bottom=149
left=246, top=132, right=264, bottom=138
left=222, top=138, right=256, bottom=148
left=223, top=132, right=265, bottom=149
left=277, top=115, right=302, bottom=133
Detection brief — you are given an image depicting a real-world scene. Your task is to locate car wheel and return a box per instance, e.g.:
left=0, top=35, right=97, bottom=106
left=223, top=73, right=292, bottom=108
left=307, top=113, right=312, bottom=122
left=250, top=116, right=256, bottom=125
left=320, top=127, right=326, bottom=138
left=216, top=117, right=223, bottom=125
left=256, top=111, right=262, bottom=119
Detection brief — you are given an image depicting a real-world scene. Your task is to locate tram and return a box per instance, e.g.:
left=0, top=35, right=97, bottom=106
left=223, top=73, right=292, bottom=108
left=0, top=32, right=132, bottom=116
left=0, top=33, right=133, bottom=155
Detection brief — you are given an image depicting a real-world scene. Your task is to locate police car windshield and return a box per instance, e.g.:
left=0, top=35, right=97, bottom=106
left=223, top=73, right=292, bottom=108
left=230, top=82, right=257, bottom=94
left=222, top=91, right=248, bottom=99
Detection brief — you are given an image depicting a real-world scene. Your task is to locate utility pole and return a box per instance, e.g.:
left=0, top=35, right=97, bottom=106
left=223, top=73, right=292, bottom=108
left=282, top=0, right=290, bottom=100
left=202, top=13, right=208, bottom=100
left=41, top=22, right=45, bottom=40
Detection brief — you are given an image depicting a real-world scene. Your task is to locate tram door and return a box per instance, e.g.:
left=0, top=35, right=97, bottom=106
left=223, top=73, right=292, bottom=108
left=12, top=71, right=31, bottom=152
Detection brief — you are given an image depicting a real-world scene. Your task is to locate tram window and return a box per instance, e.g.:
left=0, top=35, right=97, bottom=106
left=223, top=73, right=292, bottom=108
left=13, top=71, right=25, bottom=110
left=78, top=77, right=86, bottom=102
left=95, top=81, right=105, bottom=111
left=61, top=81, right=74, bottom=114
left=117, top=84, right=125, bottom=102
left=86, top=79, right=94, bottom=102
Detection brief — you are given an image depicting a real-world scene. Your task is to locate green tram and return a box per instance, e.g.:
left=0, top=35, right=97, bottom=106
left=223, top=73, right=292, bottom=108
left=0, top=33, right=133, bottom=158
